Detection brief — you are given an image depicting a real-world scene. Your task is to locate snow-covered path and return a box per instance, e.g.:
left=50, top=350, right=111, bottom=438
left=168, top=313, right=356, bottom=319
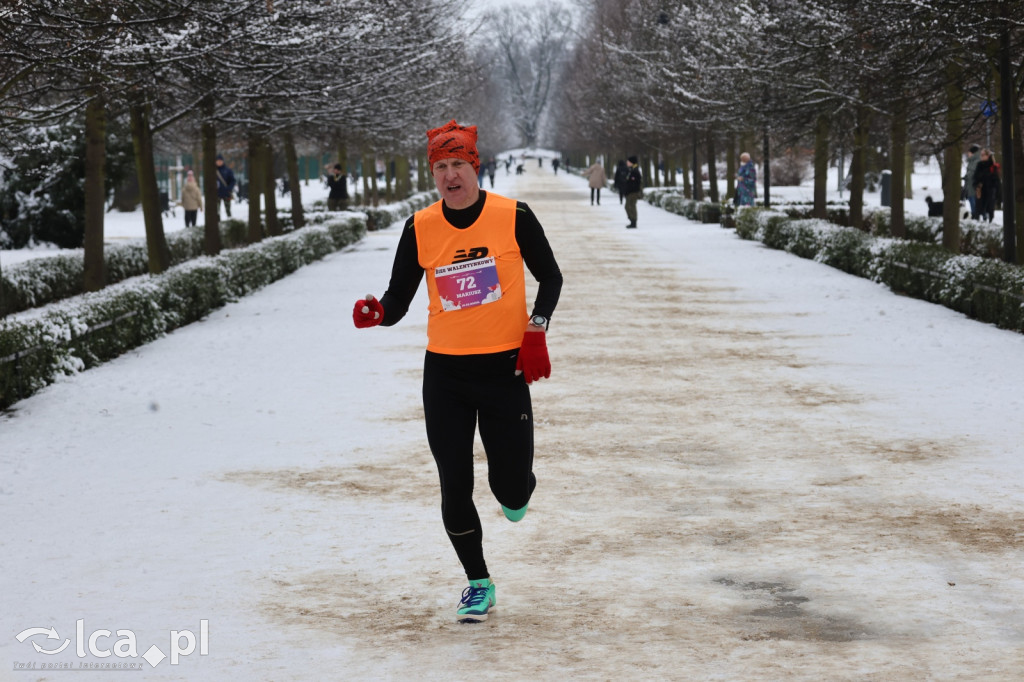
left=2, top=167, right=1023, bottom=680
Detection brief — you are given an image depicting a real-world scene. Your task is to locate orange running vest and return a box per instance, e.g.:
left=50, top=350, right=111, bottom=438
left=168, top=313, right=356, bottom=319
left=415, top=193, right=529, bottom=355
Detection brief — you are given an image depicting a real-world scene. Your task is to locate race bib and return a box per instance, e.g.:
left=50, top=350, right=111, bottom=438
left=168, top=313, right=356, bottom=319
left=434, top=257, right=502, bottom=311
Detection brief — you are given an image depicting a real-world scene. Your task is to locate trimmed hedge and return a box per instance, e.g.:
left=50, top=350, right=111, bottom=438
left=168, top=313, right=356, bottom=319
left=0, top=191, right=438, bottom=318
left=0, top=214, right=363, bottom=409
left=0, top=190, right=439, bottom=409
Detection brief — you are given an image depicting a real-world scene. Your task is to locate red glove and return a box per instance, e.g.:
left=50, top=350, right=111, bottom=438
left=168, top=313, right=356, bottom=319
left=352, top=294, right=384, bottom=328
left=516, top=331, right=550, bottom=384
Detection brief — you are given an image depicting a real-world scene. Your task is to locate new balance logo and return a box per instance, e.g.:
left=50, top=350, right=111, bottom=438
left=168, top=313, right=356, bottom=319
left=452, top=247, right=488, bottom=263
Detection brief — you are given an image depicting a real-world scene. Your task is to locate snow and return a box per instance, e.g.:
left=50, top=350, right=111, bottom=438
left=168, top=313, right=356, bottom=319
left=2, top=163, right=1024, bottom=679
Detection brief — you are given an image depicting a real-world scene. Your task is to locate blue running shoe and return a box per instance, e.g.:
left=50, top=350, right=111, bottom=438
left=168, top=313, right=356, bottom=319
left=456, top=578, right=496, bottom=623
left=502, top=503, right=528, bottom=522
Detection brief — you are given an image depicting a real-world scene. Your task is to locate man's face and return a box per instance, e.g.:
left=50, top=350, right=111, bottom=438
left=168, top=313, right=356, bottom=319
left=432, top=157, right=479, bottom=210
left=216, top=159, right=223, bottom=167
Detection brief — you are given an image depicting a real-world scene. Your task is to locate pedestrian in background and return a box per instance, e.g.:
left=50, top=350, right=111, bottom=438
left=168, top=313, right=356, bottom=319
left=973, top=149, right=1001, bottom=223
left=325, top=164, right=348, bottom=211
left=215, top=155, right=236, bottom=218
left=181, top=170, right=203, bottom=227
left=613, top=159, right=628, bottom=205
left=735, top=153, right=757, bottom=207
left=623, top=156, right=642, bottom=228
left=964, top=144, right=981, bottom=219
left=584, top=159, right=606, bottom=206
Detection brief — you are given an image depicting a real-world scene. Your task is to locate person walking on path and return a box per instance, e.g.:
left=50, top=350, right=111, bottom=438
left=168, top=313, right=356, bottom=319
left=973, top=148, right=1001, bottom=223
left=584, top=160, right=606, bottom=206
left=964, top=144, right=981, bottom=219
left=215, top=155, right=236, bottom=218
left=180, top=170, right=203, bottom=227
left=351, top=119, right=563, bottom=624
left=613, top=159, right=628, bottom=204
left=623, top=156, right=642, bottom=228
left=735, top=153, right=757, bottom=207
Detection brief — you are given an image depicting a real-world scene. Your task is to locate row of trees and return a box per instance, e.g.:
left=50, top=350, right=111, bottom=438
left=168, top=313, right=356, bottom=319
left=1, top=0, right=478, bottom=290
left=553, top=0, right=1024, bottom=262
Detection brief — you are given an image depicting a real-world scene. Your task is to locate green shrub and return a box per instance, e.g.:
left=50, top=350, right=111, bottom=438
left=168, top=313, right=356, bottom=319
left=0, top=214, right=365, bottom=408
left=0, top=191, right=439, bottom=318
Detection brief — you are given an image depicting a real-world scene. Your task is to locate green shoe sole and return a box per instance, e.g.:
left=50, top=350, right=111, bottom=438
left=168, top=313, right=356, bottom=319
left=502, top=503, right=528, bottom=522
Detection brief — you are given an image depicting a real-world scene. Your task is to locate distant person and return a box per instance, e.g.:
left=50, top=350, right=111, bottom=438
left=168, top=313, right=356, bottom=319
left=325, top=163, right=348, bottom=211
left=973, top=148, right=1000, bottom=223
left=584, top=160, right=606, bottom=206
left=964, top=143, right=981, bottom=219
left=181, top=170, right=203, bottom=227
left=552, top=158, right=560, bottom=175
left=613, top=159, right=628, bottom=204
left=487, top=156, right=496, bottom=188
left=215, top=155, right=236, bottom=218
left=623, top=156, right=642, bottom=228
left=735, top=153, right=757, bottom=207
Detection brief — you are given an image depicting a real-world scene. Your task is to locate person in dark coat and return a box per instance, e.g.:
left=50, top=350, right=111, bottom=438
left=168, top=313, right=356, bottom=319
left=623, top=156, right=643, bottom=228
left=973, top=149, right=1001, bottom=223
left=215, top=155, right=236, bottom=217
left=325, top=164, right=348, bottom=211
left=613, top=159, right=629, bottom=205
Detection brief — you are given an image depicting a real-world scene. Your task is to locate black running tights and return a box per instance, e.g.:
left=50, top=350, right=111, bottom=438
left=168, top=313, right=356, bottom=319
left=422, top=350, right=536, bottom=581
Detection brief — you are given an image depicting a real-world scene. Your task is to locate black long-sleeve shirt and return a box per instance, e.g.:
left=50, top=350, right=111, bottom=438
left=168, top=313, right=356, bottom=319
left=379, top=191, right=563, bottom=328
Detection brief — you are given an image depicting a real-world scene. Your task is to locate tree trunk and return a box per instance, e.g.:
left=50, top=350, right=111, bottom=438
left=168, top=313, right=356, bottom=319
left=396, top=155, right=411, bottom=200
left=890, top=106, right=907, bottom=239
left=942, top=63, right=963, bottom=252
left=849, top=105, right=869, bottom=231
left=725, top=134, right=736, bottom=203
left=129, top=102, right=170, bottom=274
left=263, top=138, right=280, bottom=236
left=417, top=154, right=427, bottom=193
left=813, top=114, right=830, bottom=219
left=762, top=127, right=772, bottom=208
left=369, top=155, right=380, bottom=206
left=362, top=152, right=371, bottom=203
left=905, top=145, right=914, bottom=200
left=83, top=92, right=106, bottom=292
left=681, top=148, right=692, bottom=199
left=200, top=98, right=221, bottom=255
left=248, top=134, right=264, bottom=243
left=284, top=131, right=304, bottom=230
left=691, top=130, right=703, bottom=201
left=706, top=134, right=719, bottom=203
left=1014, top=92, right=1024, bottom=264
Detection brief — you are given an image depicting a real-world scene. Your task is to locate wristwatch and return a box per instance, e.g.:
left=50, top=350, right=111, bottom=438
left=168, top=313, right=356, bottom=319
left=530, top=315, right=549, bottom=329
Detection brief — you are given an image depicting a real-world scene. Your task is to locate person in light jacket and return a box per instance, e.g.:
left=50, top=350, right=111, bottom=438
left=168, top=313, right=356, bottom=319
left=584, top=160, right=606, bottom=206
left=181, top=170, right=203, bottom=227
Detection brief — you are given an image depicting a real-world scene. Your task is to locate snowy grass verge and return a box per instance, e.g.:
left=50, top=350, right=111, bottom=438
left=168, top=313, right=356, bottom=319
left=733, top=207, right=1024, bottom=333
left=0, top=214, right=366, bottom=409
left=645, top=190, right=1024, bottom=333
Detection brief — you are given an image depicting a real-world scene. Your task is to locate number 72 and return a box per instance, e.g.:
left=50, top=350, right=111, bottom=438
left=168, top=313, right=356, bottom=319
left=456, top=276, right=477, bottom=291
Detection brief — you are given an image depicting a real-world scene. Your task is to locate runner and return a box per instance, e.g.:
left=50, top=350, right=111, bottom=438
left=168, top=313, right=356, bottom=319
left=351, top=119, right=563, bottom=623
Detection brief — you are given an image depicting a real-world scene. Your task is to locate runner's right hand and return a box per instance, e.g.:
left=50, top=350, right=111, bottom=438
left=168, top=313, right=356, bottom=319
left=352, top=294, right=383, bottom=328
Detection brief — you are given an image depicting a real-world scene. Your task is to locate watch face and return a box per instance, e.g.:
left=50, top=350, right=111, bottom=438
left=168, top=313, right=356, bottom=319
left=531, top=315, right=547, bottom=327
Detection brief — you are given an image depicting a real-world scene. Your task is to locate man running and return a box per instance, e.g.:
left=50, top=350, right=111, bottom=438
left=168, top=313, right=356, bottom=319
left=352, top=120, right=563, bottom=623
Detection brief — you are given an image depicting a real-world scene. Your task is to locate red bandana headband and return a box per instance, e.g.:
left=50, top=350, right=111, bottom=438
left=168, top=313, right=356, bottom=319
left=426, top=119, right=480, bottom=172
